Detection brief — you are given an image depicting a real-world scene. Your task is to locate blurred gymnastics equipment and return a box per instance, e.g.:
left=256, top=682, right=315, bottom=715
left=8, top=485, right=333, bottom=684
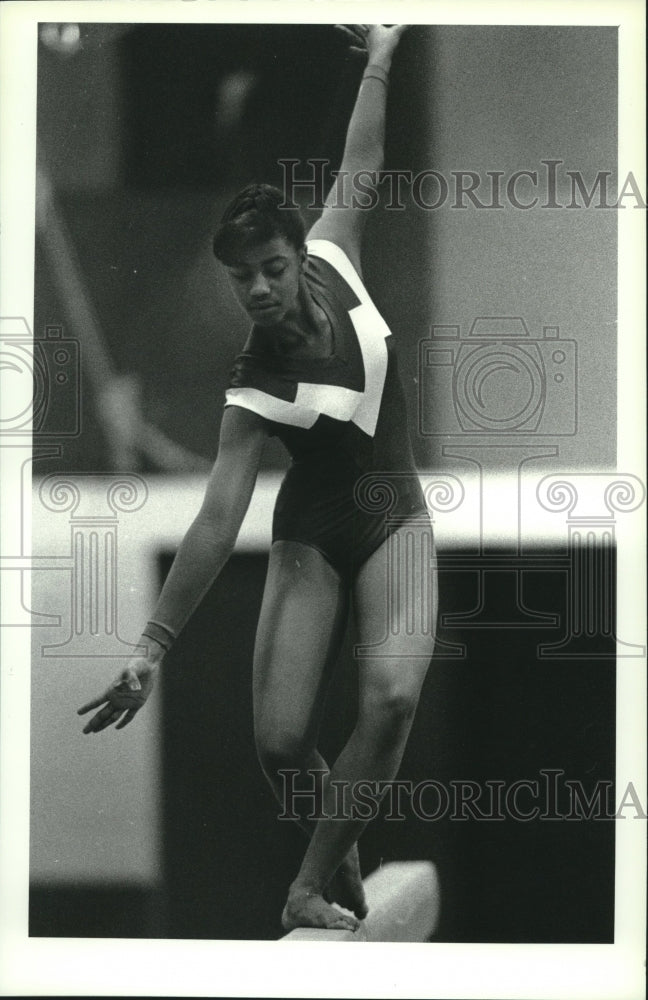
left=35, top=161, right=211, bottom=473
left=281, top=861, right=440, bottom=942
left=39, top=23, right=136, bottom=57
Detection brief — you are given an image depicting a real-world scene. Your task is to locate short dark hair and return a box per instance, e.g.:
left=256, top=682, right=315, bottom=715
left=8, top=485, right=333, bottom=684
left=212, top=183, right=306, bottom=264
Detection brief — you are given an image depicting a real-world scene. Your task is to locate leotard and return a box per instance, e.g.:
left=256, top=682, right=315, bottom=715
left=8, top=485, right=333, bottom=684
left=225, top=238, right=431, bottom=582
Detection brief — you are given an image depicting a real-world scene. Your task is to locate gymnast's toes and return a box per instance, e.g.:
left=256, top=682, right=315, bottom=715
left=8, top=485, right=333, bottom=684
left=281, top=888, right=360, bottom=932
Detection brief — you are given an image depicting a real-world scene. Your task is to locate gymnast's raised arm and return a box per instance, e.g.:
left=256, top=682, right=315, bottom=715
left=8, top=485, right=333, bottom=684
left=306, top=24, right=408, bottom=276
left=77, top=405, right=268, bottom=733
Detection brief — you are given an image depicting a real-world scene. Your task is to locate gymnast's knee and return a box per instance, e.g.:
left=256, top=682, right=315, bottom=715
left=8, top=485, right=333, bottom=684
left=360, top=684, right=421, bottom=738
left=254, top=723, right=313, bottom=775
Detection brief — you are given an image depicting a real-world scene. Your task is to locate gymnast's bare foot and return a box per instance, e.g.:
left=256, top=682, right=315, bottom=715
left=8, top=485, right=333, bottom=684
left=281, top=884, right=360, bottom=932
left=326, top=845, right=368, bottom=919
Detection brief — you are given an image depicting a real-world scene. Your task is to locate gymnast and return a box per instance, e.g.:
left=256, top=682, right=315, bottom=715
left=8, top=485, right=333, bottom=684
left=79, top=24, right=437, bottom=933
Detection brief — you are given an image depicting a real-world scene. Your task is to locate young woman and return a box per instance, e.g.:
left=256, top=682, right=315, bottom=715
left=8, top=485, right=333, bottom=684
left=79, top=24, right=437, bottom=933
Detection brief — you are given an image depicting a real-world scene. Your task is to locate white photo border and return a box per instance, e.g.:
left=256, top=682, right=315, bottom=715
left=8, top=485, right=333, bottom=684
left=0, top=1, right=645, bottom=997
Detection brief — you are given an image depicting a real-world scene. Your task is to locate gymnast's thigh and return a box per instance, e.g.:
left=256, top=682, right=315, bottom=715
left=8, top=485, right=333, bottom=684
left=352, top=518, right=438, bottom=710
left=252, top=540, right=350, bottom=745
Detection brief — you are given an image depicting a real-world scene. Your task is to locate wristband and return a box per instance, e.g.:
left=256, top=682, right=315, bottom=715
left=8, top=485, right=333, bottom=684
left=141, top=619, right=178, bottom=652
left=362, top=74, right=388, bottom=88
left=362, top=64, right=390, bottom=86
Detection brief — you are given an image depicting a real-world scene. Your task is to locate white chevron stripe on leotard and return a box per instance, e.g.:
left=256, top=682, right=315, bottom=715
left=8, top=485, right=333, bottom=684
left=226, top=240, right=390, bottom=435
left=306, top=240, right=391, bottom=437
left=306, top=239, right=370, bottom=304
left=346, top=301, right=390, bottom=436
left=225, top=386, right=319, bottom=427
left=294, top=382, right=361, bottom=420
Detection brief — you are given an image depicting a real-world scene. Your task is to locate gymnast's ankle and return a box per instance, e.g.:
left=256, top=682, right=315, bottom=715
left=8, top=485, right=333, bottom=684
left=288, top=875, right=326, bottom=898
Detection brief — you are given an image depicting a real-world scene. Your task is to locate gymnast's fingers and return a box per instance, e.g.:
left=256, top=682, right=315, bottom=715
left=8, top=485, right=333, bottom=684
left=82, top=704, right=118, bottom=734
left=334, top=25, right=368, bottom=47
left=115, top=709, right=138, bottom=730
left=93, top=711, right=124, bottom=733
left=77, top=690, right=111, bottom=716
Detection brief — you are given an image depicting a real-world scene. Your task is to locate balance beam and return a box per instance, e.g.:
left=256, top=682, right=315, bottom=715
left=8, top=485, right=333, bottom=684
left=281, top=861, right=440, bottom=942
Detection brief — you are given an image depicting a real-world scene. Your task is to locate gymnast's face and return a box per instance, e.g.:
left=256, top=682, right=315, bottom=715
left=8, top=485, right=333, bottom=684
left=225, top=236, right=306, bottom=326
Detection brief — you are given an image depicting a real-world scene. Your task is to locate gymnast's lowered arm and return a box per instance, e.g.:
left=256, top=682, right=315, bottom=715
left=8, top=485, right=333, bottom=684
left=77, top=405, right=268, bottom=733
left=307, top=24, right=407, bottom=276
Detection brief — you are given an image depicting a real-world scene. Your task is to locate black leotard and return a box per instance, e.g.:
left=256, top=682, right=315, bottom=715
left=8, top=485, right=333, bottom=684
left=225, top=239, right=430, bottom=582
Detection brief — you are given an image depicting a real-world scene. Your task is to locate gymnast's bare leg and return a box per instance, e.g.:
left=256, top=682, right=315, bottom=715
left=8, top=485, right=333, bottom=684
left=253, top=540, right=368, bottom=928
left=279, top=520, right=437, bottom=931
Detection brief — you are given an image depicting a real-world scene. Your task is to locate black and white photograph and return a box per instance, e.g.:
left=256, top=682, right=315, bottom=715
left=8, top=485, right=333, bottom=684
left=0, top=1, right=645, bottom=997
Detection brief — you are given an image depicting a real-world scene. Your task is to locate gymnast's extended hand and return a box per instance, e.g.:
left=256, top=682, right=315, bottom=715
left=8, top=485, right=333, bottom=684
left=335, top=23, right=408, bottom=61
left=77, top=652, right=160, bottom=734
left=77, top=408, right=269, bottom=735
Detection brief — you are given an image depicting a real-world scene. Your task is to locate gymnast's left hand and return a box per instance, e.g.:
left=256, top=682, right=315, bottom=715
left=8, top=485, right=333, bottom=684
left=335, top=23, right=409, bottom=60
left=77, top=657, right=158, bottom=734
